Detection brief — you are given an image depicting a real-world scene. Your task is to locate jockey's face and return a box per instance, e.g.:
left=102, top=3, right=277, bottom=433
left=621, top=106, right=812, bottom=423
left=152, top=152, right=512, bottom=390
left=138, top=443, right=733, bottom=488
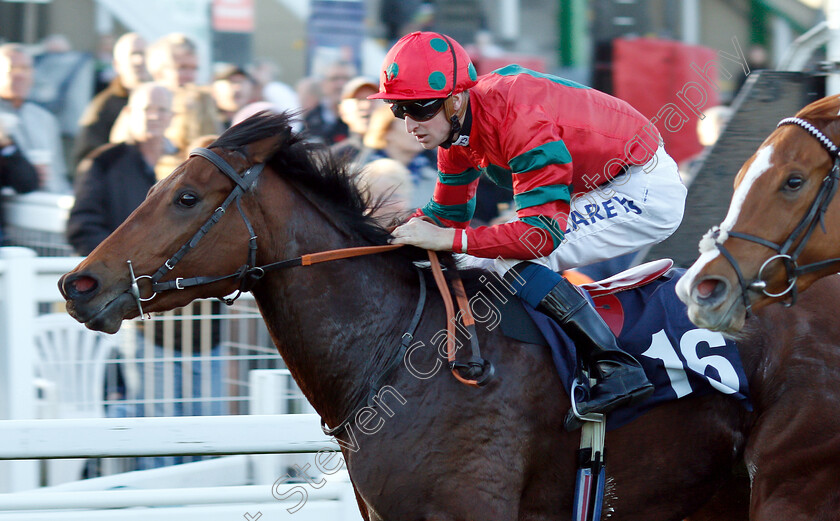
left=403, top=91, right=466, bottom=149
left=404, top=109, right=448, bottom=149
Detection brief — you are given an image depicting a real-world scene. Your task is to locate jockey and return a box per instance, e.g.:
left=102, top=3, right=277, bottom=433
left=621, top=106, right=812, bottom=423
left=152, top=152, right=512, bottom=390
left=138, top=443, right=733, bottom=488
left=374, top=32, right=687, bottom=427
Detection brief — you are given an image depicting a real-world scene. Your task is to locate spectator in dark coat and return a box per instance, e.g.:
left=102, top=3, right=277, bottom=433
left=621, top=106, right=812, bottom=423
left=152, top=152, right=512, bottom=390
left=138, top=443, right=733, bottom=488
left=302, top=61, right=354, bottom=145
left=71, top=33, right=149, bottom=169
left=67, top=82, right=172, bottom=255
left=0, top=119, right=39, bottom=244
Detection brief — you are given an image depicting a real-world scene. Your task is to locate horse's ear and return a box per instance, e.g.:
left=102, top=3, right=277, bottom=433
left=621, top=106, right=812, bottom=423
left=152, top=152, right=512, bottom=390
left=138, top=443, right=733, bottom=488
left=245, top=126, right=292, bottom=164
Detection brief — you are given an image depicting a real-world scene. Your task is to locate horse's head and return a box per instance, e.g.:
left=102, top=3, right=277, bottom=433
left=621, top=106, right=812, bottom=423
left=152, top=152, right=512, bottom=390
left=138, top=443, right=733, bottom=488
left=677, top=95, right=840, bottom=333
left=58, top=114, right=293, bottom=333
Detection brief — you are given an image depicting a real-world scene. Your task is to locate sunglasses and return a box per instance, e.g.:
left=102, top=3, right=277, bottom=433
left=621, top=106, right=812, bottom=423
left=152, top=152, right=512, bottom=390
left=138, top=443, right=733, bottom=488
left=389, top=98, right=446, bottom=121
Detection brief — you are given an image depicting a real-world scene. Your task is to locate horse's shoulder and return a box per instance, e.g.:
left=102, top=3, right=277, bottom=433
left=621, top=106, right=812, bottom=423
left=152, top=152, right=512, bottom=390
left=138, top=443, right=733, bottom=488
left=795, top=274, right=840, bottom=319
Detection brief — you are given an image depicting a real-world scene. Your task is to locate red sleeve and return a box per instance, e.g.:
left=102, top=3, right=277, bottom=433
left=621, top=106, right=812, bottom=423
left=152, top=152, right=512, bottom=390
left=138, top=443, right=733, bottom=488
left=410, top=147, right=481, bottom=229
left=464, top=103, right=571, bottom=259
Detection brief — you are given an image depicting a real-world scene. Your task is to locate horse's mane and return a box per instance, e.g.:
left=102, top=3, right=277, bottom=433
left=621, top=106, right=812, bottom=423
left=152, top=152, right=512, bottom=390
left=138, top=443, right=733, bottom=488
left=795, top=94, right=840, bottom=121
left=209, top=112, right=430, bottom=265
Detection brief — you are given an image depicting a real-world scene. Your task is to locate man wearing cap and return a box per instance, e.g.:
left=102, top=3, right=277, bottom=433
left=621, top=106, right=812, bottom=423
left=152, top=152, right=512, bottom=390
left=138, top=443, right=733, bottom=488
left=330, top=76, right=379, bottom=163
left=376, top=32, right=687, bottom=428
left=212, top=64, right=255, bottom=129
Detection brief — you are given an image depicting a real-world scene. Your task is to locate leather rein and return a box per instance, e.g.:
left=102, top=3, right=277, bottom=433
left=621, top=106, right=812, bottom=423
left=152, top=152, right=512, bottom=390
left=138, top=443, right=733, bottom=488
left=126, top=147, right=494, bottom=437
left=712, top=117, right=840, bottom=314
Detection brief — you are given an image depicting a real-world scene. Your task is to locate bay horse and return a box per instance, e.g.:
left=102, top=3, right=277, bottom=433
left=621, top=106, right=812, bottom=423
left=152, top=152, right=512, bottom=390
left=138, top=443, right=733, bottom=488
left=58, top=113, right=840, bottom=520
left=677, top=95, right=840, bottom=334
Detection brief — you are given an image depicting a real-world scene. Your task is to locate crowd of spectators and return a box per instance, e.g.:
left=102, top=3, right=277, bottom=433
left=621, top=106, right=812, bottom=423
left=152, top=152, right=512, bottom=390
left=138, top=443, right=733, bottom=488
left=0, top=31, right=407, bottom=240
left=1, top=29, right=508, bottom=246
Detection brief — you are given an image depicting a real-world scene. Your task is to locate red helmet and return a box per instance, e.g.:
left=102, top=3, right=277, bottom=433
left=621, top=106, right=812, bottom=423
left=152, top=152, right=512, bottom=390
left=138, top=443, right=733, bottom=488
left=369, top=32, right=478, bottom=101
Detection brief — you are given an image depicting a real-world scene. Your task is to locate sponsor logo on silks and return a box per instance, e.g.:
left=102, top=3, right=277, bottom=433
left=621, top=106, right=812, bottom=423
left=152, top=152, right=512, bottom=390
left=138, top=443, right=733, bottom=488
left=452, top=134, right=470, bottom=146
left=565, top=196, right=642, bottom=234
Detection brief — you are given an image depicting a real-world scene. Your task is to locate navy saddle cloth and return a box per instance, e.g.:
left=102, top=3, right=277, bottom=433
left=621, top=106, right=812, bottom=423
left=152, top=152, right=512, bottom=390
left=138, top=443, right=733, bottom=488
left=495, top=267, right=752, bottom=430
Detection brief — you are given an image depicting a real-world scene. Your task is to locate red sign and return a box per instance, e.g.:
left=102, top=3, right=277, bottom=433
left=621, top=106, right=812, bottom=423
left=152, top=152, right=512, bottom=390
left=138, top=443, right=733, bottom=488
left=613, top=38, right=720, bottom=165
left=212, top=0, right=254, bottom=33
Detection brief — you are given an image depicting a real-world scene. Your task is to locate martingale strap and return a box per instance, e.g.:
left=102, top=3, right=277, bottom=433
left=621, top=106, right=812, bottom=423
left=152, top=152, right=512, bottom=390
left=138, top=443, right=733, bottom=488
left=322, top=249, right=496, bottom=437
left=321, top=267, right=427, bottom=438
left=427, top=249, right=495, bottom=387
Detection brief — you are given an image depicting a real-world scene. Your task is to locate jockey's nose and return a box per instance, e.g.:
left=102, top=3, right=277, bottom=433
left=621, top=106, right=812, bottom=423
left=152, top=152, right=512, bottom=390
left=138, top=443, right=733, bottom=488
left=692, top=277, right=730, bottom=308
left=59, top=272, right=100, bottom=302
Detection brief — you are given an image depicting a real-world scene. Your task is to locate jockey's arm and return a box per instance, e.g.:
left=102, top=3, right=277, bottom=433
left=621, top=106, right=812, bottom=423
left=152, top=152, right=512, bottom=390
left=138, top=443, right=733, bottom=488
left=393, top=116, right=575, bottom=259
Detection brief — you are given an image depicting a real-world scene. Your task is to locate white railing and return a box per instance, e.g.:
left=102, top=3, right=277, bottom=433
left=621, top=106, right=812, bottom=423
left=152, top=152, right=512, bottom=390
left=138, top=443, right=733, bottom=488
left=0, top=414, right=345, bottom=517
left=0, top=414, right=337, bottom=459
left=1, top=191, right=75, bottom=256
left=0, top=410, right=357, bottom=519
left=0, top=247, right=287, bottom=489
left=0, top=247, right=361, bottom=518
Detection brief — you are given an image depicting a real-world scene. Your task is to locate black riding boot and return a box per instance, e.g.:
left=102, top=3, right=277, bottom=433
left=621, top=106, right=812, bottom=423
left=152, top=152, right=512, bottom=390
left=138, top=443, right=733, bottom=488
left=537, top=276, right=654, bottom=428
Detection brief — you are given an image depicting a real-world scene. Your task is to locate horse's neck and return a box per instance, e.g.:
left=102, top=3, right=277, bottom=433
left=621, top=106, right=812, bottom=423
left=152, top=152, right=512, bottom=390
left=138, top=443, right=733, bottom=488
left=251, top=223, right=418, bottom=427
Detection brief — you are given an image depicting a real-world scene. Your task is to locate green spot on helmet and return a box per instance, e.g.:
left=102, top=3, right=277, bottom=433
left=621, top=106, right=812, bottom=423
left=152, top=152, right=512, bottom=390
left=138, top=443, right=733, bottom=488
left=368, top=31, right=479, bottom=101
left=385, top=62, right=399, bottom=81
left=429, top=38, right=449, bottom=53
left=428, top=71, right=447, bottom=90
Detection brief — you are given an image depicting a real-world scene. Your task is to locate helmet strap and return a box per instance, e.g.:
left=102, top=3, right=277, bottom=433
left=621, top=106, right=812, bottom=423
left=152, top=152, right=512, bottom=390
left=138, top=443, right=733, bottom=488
left=441, top=91, right=469, bottom=149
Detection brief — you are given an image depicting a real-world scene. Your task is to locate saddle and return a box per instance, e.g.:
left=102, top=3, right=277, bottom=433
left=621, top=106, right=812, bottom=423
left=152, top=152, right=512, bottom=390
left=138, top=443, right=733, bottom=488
left=496, top=259, right=675, bottom=346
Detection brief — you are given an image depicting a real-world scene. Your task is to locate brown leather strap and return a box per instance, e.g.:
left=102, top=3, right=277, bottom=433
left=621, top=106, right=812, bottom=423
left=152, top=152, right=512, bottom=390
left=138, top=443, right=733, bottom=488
left=297, top=237, right=486, bottom=387
left=451, top=275, right=475, bottom=327
left=427, top=249, right=482, bottom=387
left=301, top=244, right=403, bottom=265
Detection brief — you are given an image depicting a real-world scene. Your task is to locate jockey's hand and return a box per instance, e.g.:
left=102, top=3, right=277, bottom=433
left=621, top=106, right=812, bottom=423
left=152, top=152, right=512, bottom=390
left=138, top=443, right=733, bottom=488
left=389, top=218, right=456, bottom=251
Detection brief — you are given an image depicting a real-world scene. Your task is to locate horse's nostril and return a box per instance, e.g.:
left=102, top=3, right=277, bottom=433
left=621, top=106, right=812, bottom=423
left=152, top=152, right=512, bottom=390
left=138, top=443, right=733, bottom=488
left=62, top=273, right=100, bottom=300
left=695, top=278, right=728, bottom=305
left=696, top=279, right=719, bottom=299
left=73, top=276, right=97, bottom=293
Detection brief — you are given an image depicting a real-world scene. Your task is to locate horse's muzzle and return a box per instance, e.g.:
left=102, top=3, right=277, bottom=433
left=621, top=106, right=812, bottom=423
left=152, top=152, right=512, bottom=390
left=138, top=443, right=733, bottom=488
left=683, top=278, right=747, bottom=333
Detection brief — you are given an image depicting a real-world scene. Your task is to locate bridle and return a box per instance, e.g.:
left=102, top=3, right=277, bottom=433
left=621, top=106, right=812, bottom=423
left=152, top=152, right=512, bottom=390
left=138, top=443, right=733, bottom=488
left=712, top=117, right=840, bottom=315
left=126, top=146, right=419, bottom=313
left=127, top=147, right=267, bottom=316
left=124, top=145, right=495, bottom=436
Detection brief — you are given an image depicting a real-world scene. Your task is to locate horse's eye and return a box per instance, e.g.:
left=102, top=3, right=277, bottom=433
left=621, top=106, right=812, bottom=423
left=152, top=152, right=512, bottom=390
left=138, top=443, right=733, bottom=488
left=783, top=175, right=804, bottom=192
left=176, top=191, right=199, bottom=208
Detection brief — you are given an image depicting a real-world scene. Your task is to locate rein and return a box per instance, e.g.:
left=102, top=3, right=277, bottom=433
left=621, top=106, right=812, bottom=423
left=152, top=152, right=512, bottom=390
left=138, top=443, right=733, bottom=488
left=712, top=117, right=840, bottom=314
left=126, top=146, right=494, bottom=437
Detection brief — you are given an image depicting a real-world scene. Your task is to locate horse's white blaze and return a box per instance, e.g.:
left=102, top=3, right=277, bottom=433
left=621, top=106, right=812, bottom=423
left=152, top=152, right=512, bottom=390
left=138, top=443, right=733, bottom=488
left=719, top=145, right=775, bottom=240
left=679, top=145, right=775, bottom=301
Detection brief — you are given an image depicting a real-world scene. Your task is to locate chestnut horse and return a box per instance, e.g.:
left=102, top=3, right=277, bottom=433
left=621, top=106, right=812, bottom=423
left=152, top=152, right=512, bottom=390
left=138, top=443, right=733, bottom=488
left=677, top=95, right=840, bottom=334
left=59, top=114, right=840, bottom=520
